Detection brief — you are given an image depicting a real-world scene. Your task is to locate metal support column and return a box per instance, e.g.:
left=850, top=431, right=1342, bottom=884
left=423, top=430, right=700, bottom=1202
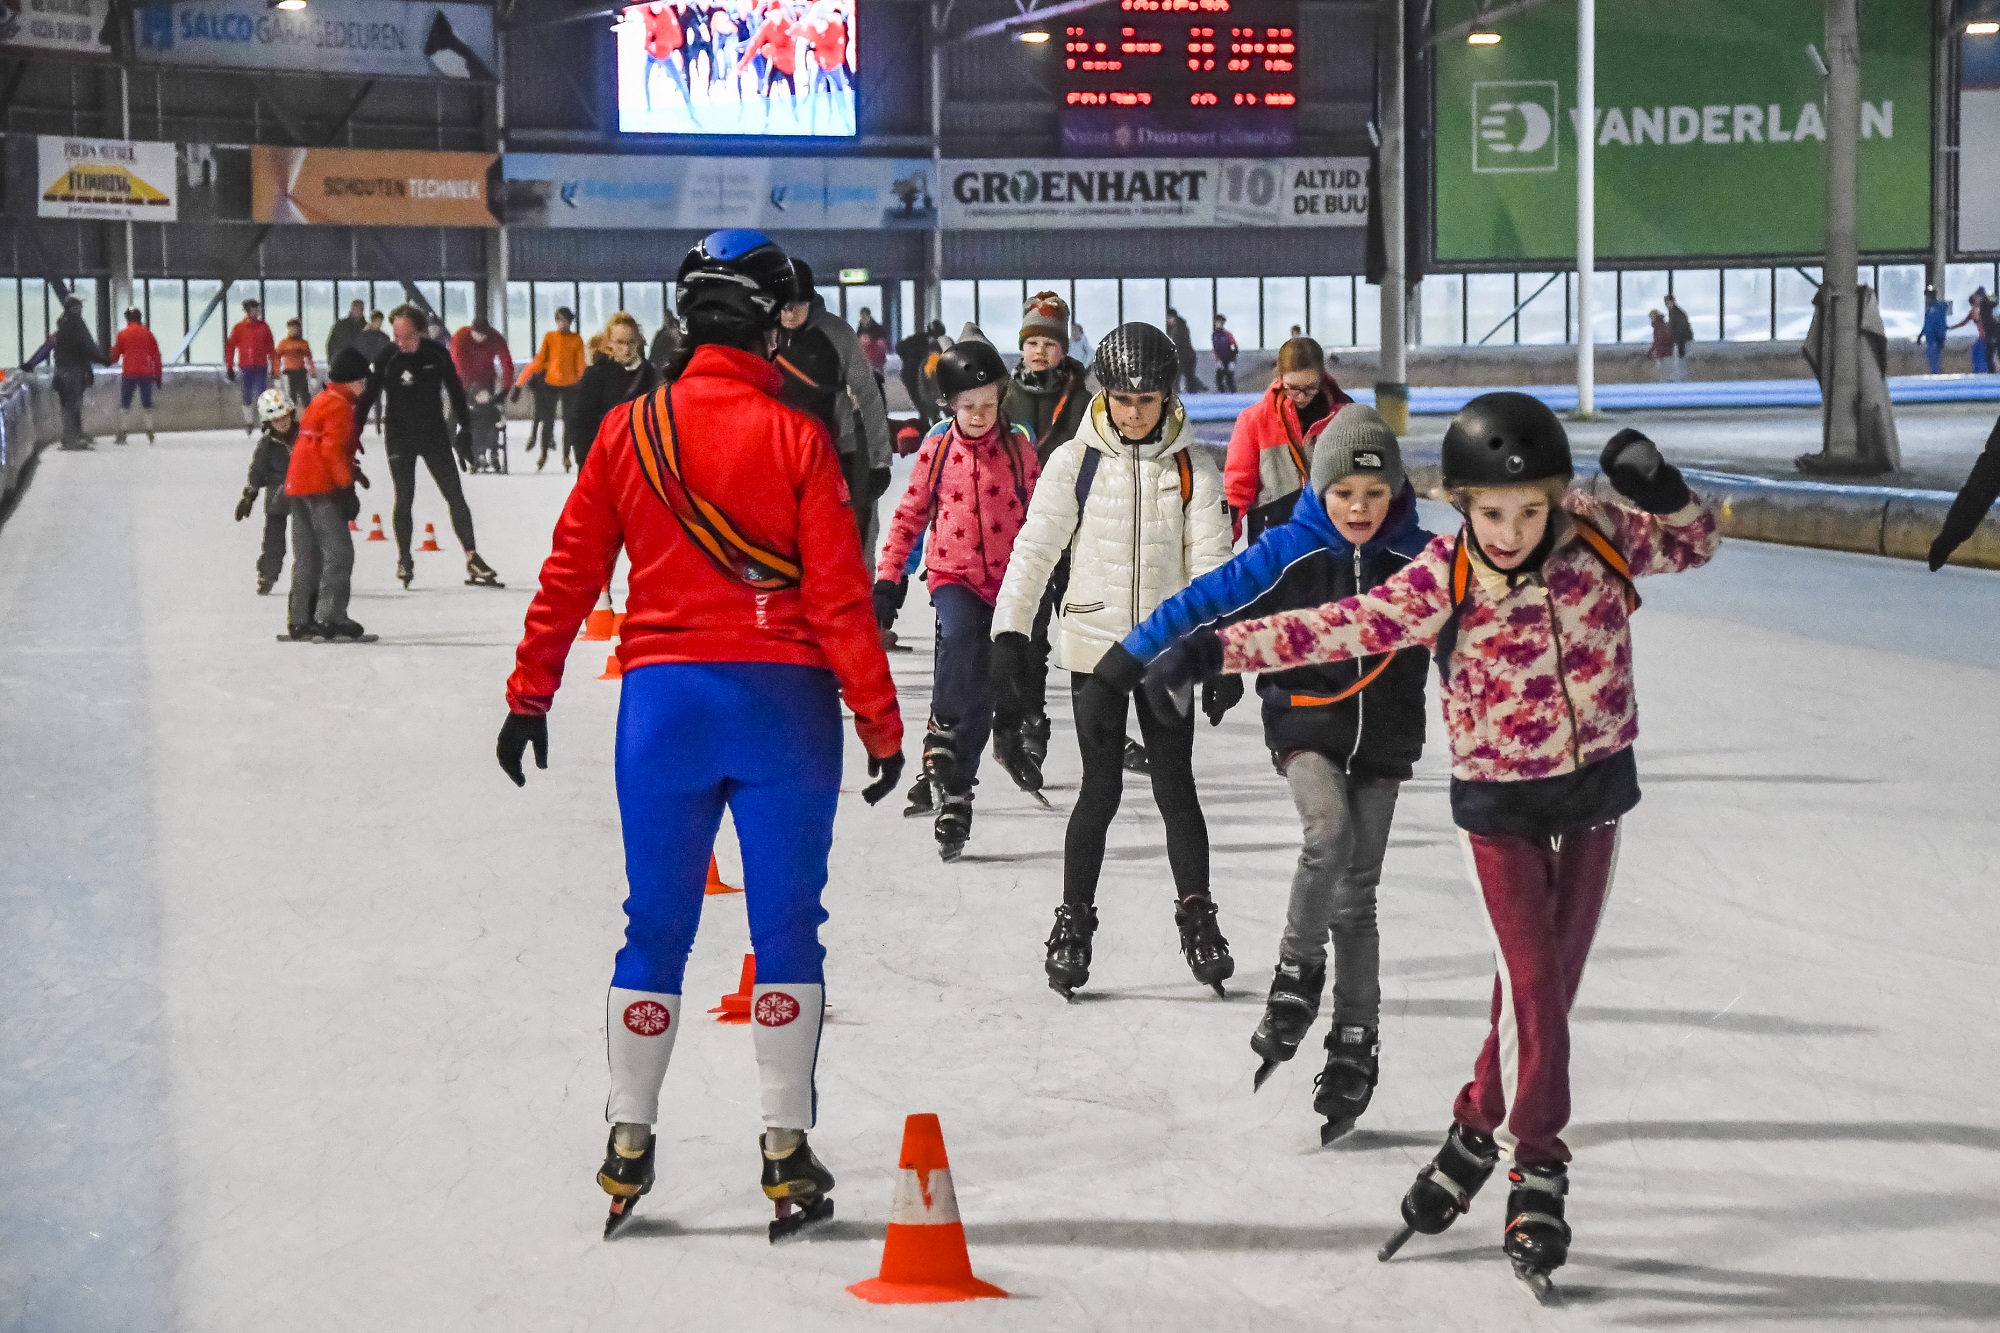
left=1376, top=0, right=1408, bottom=433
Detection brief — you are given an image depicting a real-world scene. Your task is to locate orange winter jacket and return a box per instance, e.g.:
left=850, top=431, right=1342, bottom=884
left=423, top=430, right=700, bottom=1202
left=275, top=337, right=315, bottom=375
left=519, top=329, right=586, bottom=389
left=283, top=388, right=359, bottom=497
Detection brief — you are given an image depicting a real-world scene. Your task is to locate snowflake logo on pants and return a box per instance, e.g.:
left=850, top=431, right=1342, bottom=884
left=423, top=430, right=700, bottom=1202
left=753, top=992, right=801, bottom=1027
left=623, top=1001, right=672, bottom=1036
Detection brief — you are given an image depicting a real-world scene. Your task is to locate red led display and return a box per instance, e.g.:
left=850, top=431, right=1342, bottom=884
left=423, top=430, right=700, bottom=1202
left=1060, top=0, right=1299, bottom=117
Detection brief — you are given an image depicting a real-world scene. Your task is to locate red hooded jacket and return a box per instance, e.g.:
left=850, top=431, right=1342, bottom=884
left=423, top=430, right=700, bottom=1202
left=506, top=345, right=902, bottom=758
left=110, top=323, right=162, bottom=381
left=283, top=387, right=359, bottom=496
left=225, top=318, right=276, bottom=375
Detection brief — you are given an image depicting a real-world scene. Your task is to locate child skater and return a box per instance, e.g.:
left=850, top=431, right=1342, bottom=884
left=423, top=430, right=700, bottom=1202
left=236, top=387, right=302, bottom=596
left=1103, top=404, right=1431, bottom=1143
left=990, top=322, right=1235, bottom=999
left=1143, top=392, right=1719, bottom=1300
left=872, top=338, right=1040, bottom=860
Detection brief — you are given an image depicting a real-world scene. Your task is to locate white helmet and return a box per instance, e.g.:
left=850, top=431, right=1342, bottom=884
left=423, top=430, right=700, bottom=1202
left=256, top=387, right=295, bottom=423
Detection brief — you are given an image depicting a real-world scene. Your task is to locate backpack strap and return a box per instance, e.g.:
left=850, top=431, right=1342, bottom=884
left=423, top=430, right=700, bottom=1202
left=1287, top=653, right=1395, bottom=708
left=1073, top=445, right=1101, bottom=513
left=1571, top=518, right=1642, bottom=612
left=1175, top=449, right=1193, bottom=507
left=630, top=385, right=801, bottom=592
left=1431, top=520, right=1639, bottom=681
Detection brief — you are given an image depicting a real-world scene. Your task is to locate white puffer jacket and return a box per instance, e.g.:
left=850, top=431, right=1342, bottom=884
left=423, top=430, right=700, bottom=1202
left=993, top=398, right=1233, bottom=673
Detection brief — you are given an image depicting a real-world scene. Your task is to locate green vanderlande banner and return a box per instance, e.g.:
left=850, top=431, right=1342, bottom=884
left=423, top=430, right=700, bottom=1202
left=1434, top=0, right=1931, bottom=263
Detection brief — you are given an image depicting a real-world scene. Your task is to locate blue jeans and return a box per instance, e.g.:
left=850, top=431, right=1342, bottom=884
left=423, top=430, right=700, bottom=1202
left=1925, top=339, right=1944, bottom=374
left=611, top=662, right=843, bottom=993
left=930, top=583, right=996, bottom=785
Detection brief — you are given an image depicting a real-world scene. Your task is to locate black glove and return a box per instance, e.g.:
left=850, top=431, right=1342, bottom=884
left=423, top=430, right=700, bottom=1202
left=1202, top=674, right=1245, bottom=726
left=497, top=712, right=547, bottom=787
left=508, top=384, right=522, bottom=404
left=352, top=464, right=369, bottom=490
left=234, top=487, right=257, bottom=522
left=1142, top=627, right=1225, bottom=719
left=861, top=751, right=905, bottom=805
left=872, top=579, right=903, bottom=630
left=455, top=429, right=475, bottom=470
left=1600, top=429, right=1692, bottom=514
left=1092, top=643, right=1148, bottom=694
left=225, top=366, right=236, bottom=383
left=1928, top=534, right=1955, bottom=572
left=990, top=631, right=1035, bottom=720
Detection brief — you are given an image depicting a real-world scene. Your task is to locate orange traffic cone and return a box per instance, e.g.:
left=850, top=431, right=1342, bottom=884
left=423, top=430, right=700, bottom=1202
left=704, top=854, right=741, bottom=896
left=365, top=514, right=387, bottom=542
left=849, top=1114, right=1006, bottom=1304
left=709, top=953, right=755, bottom=1023
left=596, top=651, right=622, bottom=680
left=581, top=587, right=616, bottom=641
left=418, top=523, right=442, bottom=552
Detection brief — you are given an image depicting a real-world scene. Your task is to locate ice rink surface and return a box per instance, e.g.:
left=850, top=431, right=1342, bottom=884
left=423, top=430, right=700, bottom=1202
left=5, top=428, right=2000, bottom=1332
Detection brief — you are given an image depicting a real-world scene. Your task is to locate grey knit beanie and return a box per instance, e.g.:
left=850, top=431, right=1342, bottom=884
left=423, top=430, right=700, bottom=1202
left=1310, top=403, right=1405, bottom=497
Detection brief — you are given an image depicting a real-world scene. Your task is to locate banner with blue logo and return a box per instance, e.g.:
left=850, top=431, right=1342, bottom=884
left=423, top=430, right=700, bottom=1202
left=134, top=0, right=495, bottom=79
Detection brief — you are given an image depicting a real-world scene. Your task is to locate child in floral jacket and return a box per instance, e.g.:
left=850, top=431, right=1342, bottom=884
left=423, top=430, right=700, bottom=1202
left=1144, top=392, right=1719, bottom=1293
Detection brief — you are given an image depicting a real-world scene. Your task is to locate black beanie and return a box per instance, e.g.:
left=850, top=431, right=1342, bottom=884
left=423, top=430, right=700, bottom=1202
left=329, top=348, right=372, bottom=384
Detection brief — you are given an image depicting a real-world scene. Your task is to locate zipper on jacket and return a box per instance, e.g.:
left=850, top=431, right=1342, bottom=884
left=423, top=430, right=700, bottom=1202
left=1347, top=545, right=1366, bottom=768
left=1541, top=578, right=1584, bottom=766
left=1130, top=443, right=1144, bottom=626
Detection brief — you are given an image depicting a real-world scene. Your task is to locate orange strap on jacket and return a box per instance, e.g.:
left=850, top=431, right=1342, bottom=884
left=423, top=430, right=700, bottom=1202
left=1288, top=652, right=1395, bottom=708
left=630, top=385, right=802, bottom=592
left=1448, top=520, right=1638, bottom=613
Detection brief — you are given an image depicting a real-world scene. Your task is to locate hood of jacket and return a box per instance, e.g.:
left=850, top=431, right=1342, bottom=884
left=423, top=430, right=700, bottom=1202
left=1288, top=479, right=1427, bottom=563
left=1078, top=395, right=1192, bottom=464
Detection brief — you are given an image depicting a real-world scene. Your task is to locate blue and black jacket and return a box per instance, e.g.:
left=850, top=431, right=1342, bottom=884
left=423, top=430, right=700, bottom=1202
left=1122, top=482, right=1434, bottom=778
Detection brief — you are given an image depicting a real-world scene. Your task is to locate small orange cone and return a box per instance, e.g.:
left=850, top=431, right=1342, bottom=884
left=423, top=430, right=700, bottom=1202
left=704, top=854, right=741, bottom=896
left=418, top=523, right=442, bottom=552
left=710, top=953, right=755, bottom=1023
left=365, top=514, right=387, bottom=542
left=581, top=587, right=616, bottom=641
left=596, top=651, right=622, bottom=681
left=849, top=1115, right=1006, bottom=1304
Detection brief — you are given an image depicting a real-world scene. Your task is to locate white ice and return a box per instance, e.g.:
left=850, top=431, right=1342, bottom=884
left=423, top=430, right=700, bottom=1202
left=4, top=429, right=1999, bottom=1331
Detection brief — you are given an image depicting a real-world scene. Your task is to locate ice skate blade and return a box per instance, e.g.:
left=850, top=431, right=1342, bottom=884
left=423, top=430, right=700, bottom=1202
left=1026, top=789, right=1053, bottom=810
left=603, top=1197, right=642, bottom=1239
left=1377, top=1225, right=1415, bottom=1262
left=938, top=841, right=965, bottom=863
left=1209, top=982, right=1228, bottom=998
left=1252, top=1059, right=1280, bottom=1091
left=769, top=1196, right=834, bottom=1243
left=1319, top=1116, right=1359, bottom=1147
left=465, top=576, right=507, bottom=588
left=1048, top=979, right=1076, bottom=1001
left=1513, top=1262, right=1562, bottom=1306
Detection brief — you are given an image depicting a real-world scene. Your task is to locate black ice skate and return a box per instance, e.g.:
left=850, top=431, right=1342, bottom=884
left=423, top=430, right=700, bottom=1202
left=396, top=555, right=415, bottom=588
left=1021, top=711, right=1050, bottom=766
left=1122, top=738, right=1150, bottom=774
left=761, top=1130, right=836, bottom=1243
left=256, top=574, right=275, bottom=596
left=1174, top=895, right=1234, bottom=997
left=1250, top=958, right=1326, bottom=1090
left=1311, top=1024, right=1378, bottom=1143
left=901, top=774, right=933, bottom=818
left=990, top=726, right=1051, bottom=808
left=465, top=552, right=504, bottom=587
left=1044, top=902, right=1097, bottom=999
left=1503, top=1163, right=1570, bottom=1305
left=934, top=787, right=973, bottom=862
left=597, top=1126, right=656, bottom=1239
left=316, top=619, right=379, bottom=644
left=1378, top=1122, right=1499, bottom=1262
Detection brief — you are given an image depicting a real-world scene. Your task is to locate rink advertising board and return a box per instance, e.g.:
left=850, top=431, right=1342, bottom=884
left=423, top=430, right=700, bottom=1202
left=502, top=154, right=933, bottom=230
left=614, top=0, right=856, bottom=138
left=0, top=0, right=111, bottom=53
left=135, top=0, right=494, bottom=78
left=37, top=136, right=177, bottom=221
left=251, top=146, right=499, bottom=227
left=1434, top=0, right=1930, bottom=261
left=940, top=157, right=1367, bottom=229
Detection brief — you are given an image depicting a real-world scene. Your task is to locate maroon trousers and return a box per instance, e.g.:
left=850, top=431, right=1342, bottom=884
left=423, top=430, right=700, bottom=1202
left=1452, top=822, right=1621, bottom=1167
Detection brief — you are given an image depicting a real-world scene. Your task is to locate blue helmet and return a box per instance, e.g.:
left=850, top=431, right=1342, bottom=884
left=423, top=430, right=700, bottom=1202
left=675, top=229, right=796, bottom=329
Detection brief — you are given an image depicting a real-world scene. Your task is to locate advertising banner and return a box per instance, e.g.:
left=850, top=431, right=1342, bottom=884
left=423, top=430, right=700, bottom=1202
left=1961, top=31, right=2000, bottom=253
left=1433, top=0, right=1929, bottom=262
left=501, top=154, right=935, bottom=230
left=252, top=146, right=499, bottom=227
left=940, top=157, right=1367, bottom=230
left=135, top=0, right=495, bottom=78
left=38, top=136, right=178, bottom=221
left=1, top=0, right=111, bottom=54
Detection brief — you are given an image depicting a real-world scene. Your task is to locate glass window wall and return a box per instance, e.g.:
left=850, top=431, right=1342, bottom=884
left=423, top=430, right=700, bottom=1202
left=1262, top=277, right=1305, bottom=349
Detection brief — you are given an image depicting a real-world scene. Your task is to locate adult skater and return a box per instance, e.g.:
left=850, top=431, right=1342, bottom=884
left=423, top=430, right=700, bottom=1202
left=874, top=339, right=1040, bottom=859
left=1146, top=393, right=1719, bottom=1299
left=109, top=306, right=162, bottom=445
left=1110, top=405, right=1430, bottom=1140
left=281, top=349, right=375, bottom=642
left=515, top=307, right=586, bottom=470
left=45, top=294, right=109, bottom=450
left=236, top=387, right=302, bottom=595
left=780, top=261, right=891, bottom=556
left=224, top=298, right=276, bottom=434
left=495, top=230, right=904, bottom=1243
left=565, top=313, right=660, bottom=471
left=989, top=322, right=1235, bottom=999
left=356, top=304, right=499, bottom=590
left=1224, top=335, right=1351, bottom=542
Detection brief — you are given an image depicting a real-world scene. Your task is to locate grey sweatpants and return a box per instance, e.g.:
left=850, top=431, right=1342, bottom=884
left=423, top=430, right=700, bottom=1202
left=287, top=494, right=353, bottom=629
left=1279, top=750, right=1401, bottom=1026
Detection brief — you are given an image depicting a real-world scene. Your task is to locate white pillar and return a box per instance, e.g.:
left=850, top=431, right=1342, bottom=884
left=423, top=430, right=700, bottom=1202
left=1823, top=0, right=1862, bottom=463
left=1376, top=0, right=1408, bottom=433
left=1575, top=0, right=1595, bottom=417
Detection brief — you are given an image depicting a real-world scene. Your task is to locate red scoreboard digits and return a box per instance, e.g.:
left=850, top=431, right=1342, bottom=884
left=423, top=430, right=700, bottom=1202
left=1061, top=0, right=1299, bottom=121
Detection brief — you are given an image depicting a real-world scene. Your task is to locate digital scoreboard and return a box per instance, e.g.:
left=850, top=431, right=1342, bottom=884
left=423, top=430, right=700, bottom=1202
left=1058, top=0, right=1298, bottom=156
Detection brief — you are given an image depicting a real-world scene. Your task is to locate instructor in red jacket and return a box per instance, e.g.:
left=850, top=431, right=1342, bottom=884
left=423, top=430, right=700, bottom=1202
left=497, top=230, right=903, bottom=1244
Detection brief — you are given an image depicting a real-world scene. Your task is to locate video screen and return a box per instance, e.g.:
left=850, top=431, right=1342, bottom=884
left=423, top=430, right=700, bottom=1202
left=616, top=0, right=857, bottom=137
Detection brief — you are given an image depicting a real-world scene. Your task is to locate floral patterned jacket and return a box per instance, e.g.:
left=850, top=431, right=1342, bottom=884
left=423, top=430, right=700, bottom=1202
left=877, top=417, right=1040, bottom=605
left=1216, top=490, right=1720, bottom=783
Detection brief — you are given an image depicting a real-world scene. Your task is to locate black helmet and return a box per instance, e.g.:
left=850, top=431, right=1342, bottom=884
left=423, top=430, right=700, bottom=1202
left=934, top=339, right=1008, bottom=404
left=675, top=229, right=795, bottom=332
left=790, top=258, right=816, bottom=305
left=1440, top=391, right=1573, bottom=488
left=1091, top=322, right=1178, bottom=395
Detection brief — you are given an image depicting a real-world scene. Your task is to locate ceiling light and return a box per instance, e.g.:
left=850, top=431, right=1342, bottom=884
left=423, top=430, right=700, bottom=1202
left=1969, top=20, right=2000, bottom=34
left=270, top=0, right=307, bottom=10
left=1467, top=30, right=1501, bottom=45
left=1017, top=29, right=1052, bottom=43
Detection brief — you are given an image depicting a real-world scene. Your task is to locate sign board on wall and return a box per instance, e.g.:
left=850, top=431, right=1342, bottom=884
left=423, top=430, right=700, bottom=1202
left=251, top=146, right=498, bottom=226
left=38, top=136, right=178, bottom=220
left=501, top=155, right=935, bottom=230
left=135, top=0, right=495, bottom=78
left=0, top=0, right=111, bottom=53
left=940, top=158, right=1367, bottom=230
left=1961, top=32, right=2000, bottom=253
left=1433, top=0, right=1929, bottom=262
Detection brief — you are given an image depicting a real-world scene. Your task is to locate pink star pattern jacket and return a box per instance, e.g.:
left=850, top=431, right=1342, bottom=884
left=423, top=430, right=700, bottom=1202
left=1215, top=490, right=1721, bottom=783
left=876, top=417, right=1041, bottom=606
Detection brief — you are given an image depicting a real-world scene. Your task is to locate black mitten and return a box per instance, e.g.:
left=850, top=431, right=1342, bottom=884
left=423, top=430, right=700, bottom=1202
left=1600, top=429, right=1692, bottom=514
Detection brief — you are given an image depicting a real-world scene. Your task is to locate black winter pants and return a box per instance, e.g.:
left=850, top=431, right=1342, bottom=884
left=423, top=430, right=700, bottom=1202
left=1063, top=673, right=1209, bottom=907
left=388, top=443, right=477, bottom=560
left=257, top=500, right=289, bottom=584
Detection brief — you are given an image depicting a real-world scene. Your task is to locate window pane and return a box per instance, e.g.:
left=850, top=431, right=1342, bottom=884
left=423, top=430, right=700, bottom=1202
left=1723, top=268, right=1772, bottom=341
left=845, top=285, right=882, bottom=339
left=1308, top=277, right=1351, bottom=348
left=1214, top=276, right=1258, bottom=348
left=533, top=283, right=575, bottom=352
left=578, top=283, right=620, bottom=341
left=1465, top=273, right=1515, bottom=345
left=0, top=278, right=19, bottom=370
left=336, top=280, right=371, bottom=325
left=1168, top=278, right=1213, bottom=348
left=1072, top=279, right=1119, bottom=352
left=898, top=279, right=917, bottom=341
left=1353, top=280, right=1379, bottom=351
left=1122, top=278, right=1166, bottom=334
left=1262, top=277, right=1305, bottom=350
left=443, top=280, right=476, bottom=332
left=262, top=278, right=300, bottom=331
left=506, top=281, right=534, bottom=365
left=413, top=280, right=445, bottom=323
left=623, top=281, right=666, bottom=347
left=1669, top=269, right=1720, bottom=344
left=1775, top=266, right=1821, bottom=341
left=1874, top=263, right=1925, bottom=339
left=147, top=279, right=187, bottom=362
left=188, top=280, right=226, bottom=363
left=1417, top=274, right=1462, bottom=345
left=975, top=279, right=1021, bottom=337
left=1619, top=271, right=1668, bottom=343
left=300, top=280, right=335, bottom=354
left=1517, top=272, right=1567, bottom=345
left=939, top=280, right=977, bottom=339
